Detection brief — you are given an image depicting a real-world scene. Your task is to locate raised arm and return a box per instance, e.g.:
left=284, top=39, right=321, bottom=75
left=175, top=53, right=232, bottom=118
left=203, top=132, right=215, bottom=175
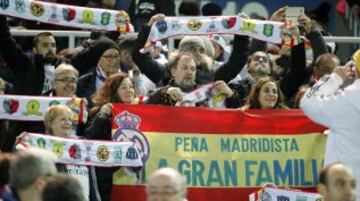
left=132, top=14, right=167, bottom=85
left=300, top=67, right=351, bottom=127
left=0, top=16, right=32, bottom=73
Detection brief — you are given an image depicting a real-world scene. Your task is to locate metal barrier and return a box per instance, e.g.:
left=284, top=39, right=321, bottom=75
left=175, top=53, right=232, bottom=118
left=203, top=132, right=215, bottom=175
left=346, top=3, right=360, bottom=37
left=10, top=29, right=360, bottom=51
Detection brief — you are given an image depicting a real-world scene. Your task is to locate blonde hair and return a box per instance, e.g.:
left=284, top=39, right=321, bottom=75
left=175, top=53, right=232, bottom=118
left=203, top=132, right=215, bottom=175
left=0, top=77, right=5, bottom=93
left=54, top=63, right=79, bottom=78
left=44, top=105, right=73, bottom=134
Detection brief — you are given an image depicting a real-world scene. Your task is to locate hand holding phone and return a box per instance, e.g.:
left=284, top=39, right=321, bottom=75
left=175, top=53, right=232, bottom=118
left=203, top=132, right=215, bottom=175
left=285, top=7, right=304, bottom=26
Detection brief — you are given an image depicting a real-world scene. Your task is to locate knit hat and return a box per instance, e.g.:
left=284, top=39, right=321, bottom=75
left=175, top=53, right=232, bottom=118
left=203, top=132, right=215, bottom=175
left=200, top=37, right=215, bottom=58
left=88, top=37, right=120, bottom=64
left=179, top=36, right=205, bottom=53
left=352, top=49, right=360, bottom=72
left=210, top=34, right=231, bottom=54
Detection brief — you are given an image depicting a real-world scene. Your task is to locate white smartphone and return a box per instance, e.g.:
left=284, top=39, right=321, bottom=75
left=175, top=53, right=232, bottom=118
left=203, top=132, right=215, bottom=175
left=285, top=7, right=304, bottom=26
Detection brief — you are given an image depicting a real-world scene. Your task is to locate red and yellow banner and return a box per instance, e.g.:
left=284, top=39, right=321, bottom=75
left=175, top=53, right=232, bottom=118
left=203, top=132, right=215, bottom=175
left=111, top=104, right=327, bottom=201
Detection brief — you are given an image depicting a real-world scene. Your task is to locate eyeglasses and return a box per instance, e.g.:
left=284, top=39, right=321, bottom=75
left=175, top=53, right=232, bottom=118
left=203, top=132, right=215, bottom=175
left=148, top=187, right=184, bottom=198
left=54, top=77, right=77, bottom=84
left=148, top=190, right=182, bottom=198
left=102, top=54, right=120, bottom=60
left=252, top=55, right=270, bottom=63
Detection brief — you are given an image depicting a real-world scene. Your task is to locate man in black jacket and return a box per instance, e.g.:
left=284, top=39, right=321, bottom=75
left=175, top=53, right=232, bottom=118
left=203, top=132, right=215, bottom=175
left=0, top=16, right=62, bottom=96
left=132, top=14, right=250, bottom=88
left=0, top=16, right=66, bottom=151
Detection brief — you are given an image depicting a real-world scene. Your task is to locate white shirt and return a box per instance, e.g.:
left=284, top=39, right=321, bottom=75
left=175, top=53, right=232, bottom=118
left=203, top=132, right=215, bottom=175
left=66, top=164, right=90, bottom=201
left=42, top=64, right=55, bottom=93
left=301, top=73, right=360, bottom=201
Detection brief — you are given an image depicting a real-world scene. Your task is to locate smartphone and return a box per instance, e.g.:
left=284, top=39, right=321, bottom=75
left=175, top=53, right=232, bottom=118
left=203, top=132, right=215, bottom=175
left=350, top=62, right=356, bottom=78
left=285, top=7, right=304, bottom=26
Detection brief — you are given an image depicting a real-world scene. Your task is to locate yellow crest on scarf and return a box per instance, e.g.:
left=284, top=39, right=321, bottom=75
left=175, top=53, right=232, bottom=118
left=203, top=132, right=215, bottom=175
left=352, top=49, right=360, bottom=72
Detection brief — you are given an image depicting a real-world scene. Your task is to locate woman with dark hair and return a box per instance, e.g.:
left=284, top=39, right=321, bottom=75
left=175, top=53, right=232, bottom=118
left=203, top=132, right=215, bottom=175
left=85, top=72, right=141, bottom=201
left=242, top=77, right=288, bottom=109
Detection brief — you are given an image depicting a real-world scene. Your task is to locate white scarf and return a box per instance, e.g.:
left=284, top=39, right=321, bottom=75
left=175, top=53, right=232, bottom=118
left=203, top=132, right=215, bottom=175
left=145, top=16, right=284, bottom=49
left=0, top=95, right=87, bottom=123
left=0, top=0, right=133, bottom=32
left=250, top=186, right=322, bottom=201
left=175, top=83, right=225, bottom=108
left=17, top=133, right=143, bottom=167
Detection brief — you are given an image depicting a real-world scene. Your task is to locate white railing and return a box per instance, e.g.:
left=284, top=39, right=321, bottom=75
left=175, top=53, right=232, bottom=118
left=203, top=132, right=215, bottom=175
left=10, top=29, right=91, bottom=50
left=346, top=3, right=360, bottom=37
left=10, top=29, right=360, bottom=51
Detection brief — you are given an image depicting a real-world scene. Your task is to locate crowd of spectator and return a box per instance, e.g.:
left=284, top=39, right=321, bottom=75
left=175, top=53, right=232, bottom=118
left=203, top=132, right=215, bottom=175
left=0, top=1, right=359, bottom=201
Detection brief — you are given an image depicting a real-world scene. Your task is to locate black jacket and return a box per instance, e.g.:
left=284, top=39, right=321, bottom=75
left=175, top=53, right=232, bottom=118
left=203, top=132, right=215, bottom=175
left=128, top=0, right=176, bottom=31
left=85, top=112, right=118, bottom=201
left=0, top=16, right=62, bottom=95
left=76, top=69, right=97, bottom=103
left=132, top=25, right=249, bottom=87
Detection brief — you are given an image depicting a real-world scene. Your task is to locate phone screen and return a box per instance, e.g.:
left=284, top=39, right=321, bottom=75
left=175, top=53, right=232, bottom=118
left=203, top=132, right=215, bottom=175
left=285, top=7, right=304, bottom=26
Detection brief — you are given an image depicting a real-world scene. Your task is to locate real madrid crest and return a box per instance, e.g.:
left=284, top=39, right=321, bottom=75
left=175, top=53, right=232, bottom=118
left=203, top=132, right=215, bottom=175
left=113, top=111, right=150, bottom=164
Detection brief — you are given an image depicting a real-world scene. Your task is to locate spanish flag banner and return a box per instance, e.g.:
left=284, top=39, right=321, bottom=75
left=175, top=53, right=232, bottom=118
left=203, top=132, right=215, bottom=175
left=111, top=104, right=326, bottom=201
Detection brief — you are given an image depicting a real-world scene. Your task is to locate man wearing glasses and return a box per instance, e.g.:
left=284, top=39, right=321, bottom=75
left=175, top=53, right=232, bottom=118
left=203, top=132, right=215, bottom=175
left=47, top=63, right=79, bottom=97
left=146, top=167, right=188, bottom=201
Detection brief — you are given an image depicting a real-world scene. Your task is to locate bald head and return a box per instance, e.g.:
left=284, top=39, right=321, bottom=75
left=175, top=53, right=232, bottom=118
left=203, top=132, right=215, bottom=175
left=146, top=168, right=187, bottom=201
left=318, top=164, right=357, bottom=201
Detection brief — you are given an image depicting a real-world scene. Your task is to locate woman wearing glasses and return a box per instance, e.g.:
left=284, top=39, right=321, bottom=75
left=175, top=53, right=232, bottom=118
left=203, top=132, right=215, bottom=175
left=74, top=37, right=122, bottom=101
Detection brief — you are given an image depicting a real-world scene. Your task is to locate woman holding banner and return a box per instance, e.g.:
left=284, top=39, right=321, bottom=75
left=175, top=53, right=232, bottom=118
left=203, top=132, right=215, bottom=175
left=85, top=72, right=142, bottom=201
left=242, top=77, right=288, bottom=109
left=44, top=105, right=101, bottom=201
left=17, top=105, right=101, bottom=201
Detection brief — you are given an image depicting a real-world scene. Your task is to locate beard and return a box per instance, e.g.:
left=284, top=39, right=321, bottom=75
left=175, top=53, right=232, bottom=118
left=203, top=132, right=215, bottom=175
left=43, top=51, right=57, bottom=63
left=179, top=79, right=196, bottom=92
left=253, top=64, right=271, bottom=76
